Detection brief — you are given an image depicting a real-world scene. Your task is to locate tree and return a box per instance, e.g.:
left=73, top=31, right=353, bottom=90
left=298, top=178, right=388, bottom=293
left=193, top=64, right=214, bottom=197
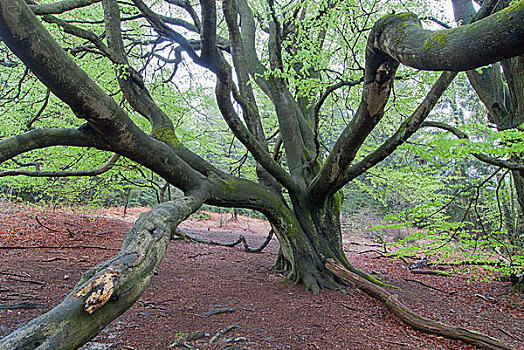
left=0, top=0, right=523, bottom=348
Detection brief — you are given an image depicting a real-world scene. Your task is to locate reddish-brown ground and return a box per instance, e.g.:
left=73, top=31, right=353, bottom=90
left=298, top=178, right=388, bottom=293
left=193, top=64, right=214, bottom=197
left=0, top=202, right=523, bottom=350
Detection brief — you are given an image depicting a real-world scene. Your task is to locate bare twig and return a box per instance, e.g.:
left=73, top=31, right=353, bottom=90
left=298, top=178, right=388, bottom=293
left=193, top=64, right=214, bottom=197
left=209, top=325, right=239, bottom=342
left=405, top=278, right=456, bottom=295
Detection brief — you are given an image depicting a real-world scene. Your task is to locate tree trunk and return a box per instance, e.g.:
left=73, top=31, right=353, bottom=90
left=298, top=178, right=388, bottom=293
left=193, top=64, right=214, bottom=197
left=268, top=192, right=376, bottom=293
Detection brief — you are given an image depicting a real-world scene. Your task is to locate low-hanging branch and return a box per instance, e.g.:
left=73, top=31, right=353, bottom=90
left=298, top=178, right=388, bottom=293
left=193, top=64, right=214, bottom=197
left=0, top=153, right=120, bottom=177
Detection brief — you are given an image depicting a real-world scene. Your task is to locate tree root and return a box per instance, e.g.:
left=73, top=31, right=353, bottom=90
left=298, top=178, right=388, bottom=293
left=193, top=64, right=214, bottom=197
left=326, top=259, right=513, bottom=350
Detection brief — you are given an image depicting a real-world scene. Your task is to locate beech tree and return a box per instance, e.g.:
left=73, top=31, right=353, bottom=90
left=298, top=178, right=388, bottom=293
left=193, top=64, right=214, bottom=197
left=0, top=0, right=523, bottom=348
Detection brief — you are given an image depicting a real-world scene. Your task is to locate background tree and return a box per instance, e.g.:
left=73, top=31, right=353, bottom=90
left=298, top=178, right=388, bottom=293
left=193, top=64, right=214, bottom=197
left=0, top=0, right=523, bottom=348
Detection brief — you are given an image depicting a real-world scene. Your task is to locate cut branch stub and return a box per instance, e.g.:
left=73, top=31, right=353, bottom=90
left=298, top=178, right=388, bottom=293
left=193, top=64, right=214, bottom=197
left=74, top=271, right=119, bottom=314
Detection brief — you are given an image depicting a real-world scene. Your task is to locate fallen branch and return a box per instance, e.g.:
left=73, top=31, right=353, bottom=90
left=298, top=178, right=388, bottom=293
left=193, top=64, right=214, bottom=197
left=325, top=259, right=513, bottom=350
left=358, top=249, right=385, bottom=256
left=0, top=302, right=47, bottom=310
left=475, top=294, right=497, bottom=304
left=0, top=271, right=31, bottom=278
left=42, top=257, right=67, bottom=262
left=168, top=330, right=207, bottom=348
left=209, top=325, right=239, bottom=342
left=6, top=276, right=46, bottom=286
left=201, top=307, right=238, bottom=316
left=0, top=196, right=205, bottom=349
left=496, top=328, right=520, bottom=342
left=174, top=229, right=273, bottom=253
left=404, top=278, right=456, bottom=295
left=34, top=215, right=60, bottom=232
left=0, top=245, right=118, bottom=250
left=410, top=269, right=454, bottom=277
left=428, top=260, right=507, bottom=267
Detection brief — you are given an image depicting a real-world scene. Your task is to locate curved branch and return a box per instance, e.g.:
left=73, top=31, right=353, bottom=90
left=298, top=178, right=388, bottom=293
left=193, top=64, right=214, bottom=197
left=103, top=0, right=173, bottom=131
left=163, top=0, right=201, bottom=32
left=25, top=88, right=50, bottom=130
left=308, top=3, right=524, bottom=203
left=28, top=0, right=101, bottom=15
left=314, top=78, right=364, bottom=119
left=0, top=127, right=101, bottom=165
left=0, top=0, right=207, bottom=192
left=130, top=0, right=203, bottom=65
left=215, top=78, right=300, bottom=193
left=422, top=121, right=524, bottom=173
left=326, top=259, right=513, bottom=350
left=374, top=3, right=524, bottom=72
left=0, top=194, right=207, bottom=349
left=340, top=71, right=457, bottom=185
left=0, top=153, right=120, bottom=177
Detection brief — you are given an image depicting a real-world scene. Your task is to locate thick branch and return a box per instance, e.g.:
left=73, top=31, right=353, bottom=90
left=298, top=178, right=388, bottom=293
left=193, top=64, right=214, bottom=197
left=103, top=0, right=173, bottom=131
left=0, top=127, right=100, bottom=164
left=374, top=3, right=524, bottom=72
left=326, top=259, right=513, bottom=350
left=0, top=194, right=207, bottom=349
left=340, top=71, right=457, bottom=184
left=452, top=0, right=513, bottom=129
left=215, top=78, right=299, bottom=193
left=0, top=0, right=207, bottom=192
left=28, top=0, right=100, bottom=15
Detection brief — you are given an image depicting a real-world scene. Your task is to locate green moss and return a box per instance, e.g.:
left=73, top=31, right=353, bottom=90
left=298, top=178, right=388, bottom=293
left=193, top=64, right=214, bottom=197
left=150, top=127, right=183, bottom=148
left=424, top=31, right=449, bottom=50
left=424, top=27, right=460, bottom=51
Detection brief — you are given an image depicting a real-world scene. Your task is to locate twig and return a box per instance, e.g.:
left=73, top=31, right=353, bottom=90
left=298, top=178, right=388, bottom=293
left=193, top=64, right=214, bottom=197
left=0, top=271, right=31, bottom=278
left=384, top=339, right=409, bottom=347
left=201, top=307, right=237, bottom=316
left=475, top=294, right=497, bottom=303
left=410, top=269, right=454, bottom=277
left=405, top=278, right=456, bottom=295
left=210, top=325, right=239, bottom=342
left=34, top=215, right=60, bottom=232
left=6, top=276, right=46, bottom=286
left=496, top=327, right=520, bottom=342
left=358, top=249, right=385, bottom=256
left=42, top=257, right=67, bottom=262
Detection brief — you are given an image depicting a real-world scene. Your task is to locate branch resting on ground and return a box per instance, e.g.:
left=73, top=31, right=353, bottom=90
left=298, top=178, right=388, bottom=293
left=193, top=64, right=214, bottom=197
left=326, top=259, right=513, bottom=350
left=0, top=194, right=206, bottom=349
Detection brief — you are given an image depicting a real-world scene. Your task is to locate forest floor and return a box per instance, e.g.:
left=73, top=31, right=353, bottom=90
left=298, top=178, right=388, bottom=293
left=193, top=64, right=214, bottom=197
left=0, top=202, right=523, bottom=350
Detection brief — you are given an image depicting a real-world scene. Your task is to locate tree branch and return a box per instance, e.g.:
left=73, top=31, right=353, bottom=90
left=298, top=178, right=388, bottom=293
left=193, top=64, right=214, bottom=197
left=374, top=4, right=524, bottom=72
left=339, top=71, right=457, bottom=185
left=422, top=121, right=524, bottom=173
left=0, top=194, right=207, bottom=349
left=0, top=127, right=101, bottom=165
left=28, top=0, right=101, bottom=15
left=0, top=153, right=120, bottom=177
